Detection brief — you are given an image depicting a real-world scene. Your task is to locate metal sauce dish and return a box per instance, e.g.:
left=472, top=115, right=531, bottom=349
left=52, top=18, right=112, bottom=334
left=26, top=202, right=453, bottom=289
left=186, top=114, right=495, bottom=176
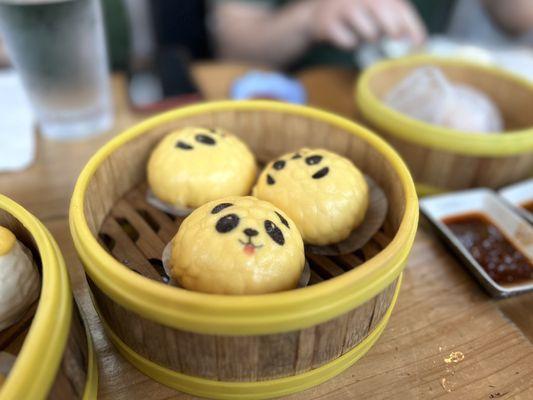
left=499, top=178, right=533, bottom=224
left=420, top=188, right=533, bottom=298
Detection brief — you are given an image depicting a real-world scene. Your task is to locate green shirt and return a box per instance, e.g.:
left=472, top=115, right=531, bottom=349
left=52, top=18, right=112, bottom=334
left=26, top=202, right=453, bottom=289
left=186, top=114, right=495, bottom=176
left=102, top=0, right=130, bottom=70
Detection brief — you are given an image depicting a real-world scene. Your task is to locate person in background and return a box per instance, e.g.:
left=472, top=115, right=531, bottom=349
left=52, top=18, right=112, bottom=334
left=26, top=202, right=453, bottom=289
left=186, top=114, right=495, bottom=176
left=210, top=0, right=533, bottom=71
left=209, top=0, right=428, bottom=70
left=102, top=0, right=211, bottom=70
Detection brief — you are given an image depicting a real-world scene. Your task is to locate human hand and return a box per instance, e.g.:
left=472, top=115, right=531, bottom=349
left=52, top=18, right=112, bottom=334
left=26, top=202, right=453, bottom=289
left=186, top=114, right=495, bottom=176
left=310, top=0, right=426, bottom=49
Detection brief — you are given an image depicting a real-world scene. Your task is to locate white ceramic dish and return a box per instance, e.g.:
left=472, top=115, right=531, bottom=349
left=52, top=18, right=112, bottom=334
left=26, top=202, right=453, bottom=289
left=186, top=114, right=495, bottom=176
left=420, top=188, right=533, bottom=298
left=499, top=179, right=533, bottom=224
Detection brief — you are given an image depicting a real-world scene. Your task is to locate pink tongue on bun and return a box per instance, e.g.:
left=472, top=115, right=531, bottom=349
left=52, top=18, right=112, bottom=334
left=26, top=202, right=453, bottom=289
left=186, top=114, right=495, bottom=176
left=244, top=244, right=255, bottom=255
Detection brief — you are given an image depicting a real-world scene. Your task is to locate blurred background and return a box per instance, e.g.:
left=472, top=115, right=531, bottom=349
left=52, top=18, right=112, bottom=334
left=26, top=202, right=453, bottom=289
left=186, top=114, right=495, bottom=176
left=49, top=0, right=533, bottom=72
left=0, top=0, right=533, bottom=171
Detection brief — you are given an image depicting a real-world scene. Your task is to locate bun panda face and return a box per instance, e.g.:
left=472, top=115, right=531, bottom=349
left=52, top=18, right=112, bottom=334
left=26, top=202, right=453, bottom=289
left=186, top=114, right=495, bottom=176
left=253, top=148, right=369, bottom=246
left=147, top=127, right=257, bottom=209
left=261, top=148, right=332, bottom=187
left=168, top=196, right=305, bottom=295
left=155, top=127, right=233, bottom=169
left=211, top=201, right=290, bottom=254
left=173, top=127, right=225, bottom=152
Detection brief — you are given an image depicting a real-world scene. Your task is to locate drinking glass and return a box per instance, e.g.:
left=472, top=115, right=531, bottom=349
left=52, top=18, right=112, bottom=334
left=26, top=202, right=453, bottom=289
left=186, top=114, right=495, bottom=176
left=0, top=0, right=113, bottom=139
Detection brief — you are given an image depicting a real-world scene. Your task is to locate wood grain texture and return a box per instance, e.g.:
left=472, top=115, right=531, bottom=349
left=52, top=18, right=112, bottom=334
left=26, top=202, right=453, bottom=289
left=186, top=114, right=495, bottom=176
left=48, top=305, right=90, bottom=400
left=90, top=277, right=397, bottom=381
left=360, top=62, right=533, bottom=190
left=368, top=130, right=533, bottom=190
left=0, top=65, right=532, bottom=399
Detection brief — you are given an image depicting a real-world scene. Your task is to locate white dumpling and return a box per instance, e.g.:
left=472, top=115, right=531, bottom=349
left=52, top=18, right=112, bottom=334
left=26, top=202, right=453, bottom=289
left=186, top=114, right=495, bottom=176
left=0, top=226, right=40, bottom=331
left=385, top=66, right=503, bottom=133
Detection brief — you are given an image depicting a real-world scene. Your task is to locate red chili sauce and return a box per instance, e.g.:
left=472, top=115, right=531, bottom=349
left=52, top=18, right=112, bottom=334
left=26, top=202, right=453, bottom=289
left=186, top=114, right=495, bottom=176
left=443, top=213, right=533, bottom=285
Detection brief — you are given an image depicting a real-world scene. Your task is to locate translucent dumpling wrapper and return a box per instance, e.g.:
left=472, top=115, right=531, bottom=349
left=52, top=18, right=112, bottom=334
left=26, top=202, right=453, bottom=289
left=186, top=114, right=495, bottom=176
left=385, top=66, right=503, bottom=133
left=0, top=227, right=40, bottom=331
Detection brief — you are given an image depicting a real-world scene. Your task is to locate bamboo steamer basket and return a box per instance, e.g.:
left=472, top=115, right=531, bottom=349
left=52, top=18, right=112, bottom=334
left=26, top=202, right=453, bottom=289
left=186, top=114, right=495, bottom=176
left=0, top=194, right=97, bottom=400
left=69, top=100, right=418, bottom=399
left=356, top=56, right=533, bottom=195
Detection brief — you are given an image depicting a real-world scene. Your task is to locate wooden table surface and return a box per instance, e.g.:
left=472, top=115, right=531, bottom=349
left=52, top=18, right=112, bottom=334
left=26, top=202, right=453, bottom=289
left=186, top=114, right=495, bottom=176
left=1, top=63, right=532, bottom=400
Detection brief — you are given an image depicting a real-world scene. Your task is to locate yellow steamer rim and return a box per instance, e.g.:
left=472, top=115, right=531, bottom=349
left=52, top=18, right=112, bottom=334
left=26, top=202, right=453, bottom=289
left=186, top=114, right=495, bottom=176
left=70, top=101, right=418, bottom=397
left=0, top=195, right=97, bottom=400
left=356, top=56, right=533, bottom=194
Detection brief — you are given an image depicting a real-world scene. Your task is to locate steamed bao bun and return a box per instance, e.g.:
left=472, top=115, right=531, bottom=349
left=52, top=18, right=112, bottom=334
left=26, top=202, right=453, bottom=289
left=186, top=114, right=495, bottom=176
left=0, top=226, right=40, bottom=331
left=147, top=127, right=257, bottom=209
left=253, top=148, right=368, bottom=246
left=168, top=196, right=305, bottom=295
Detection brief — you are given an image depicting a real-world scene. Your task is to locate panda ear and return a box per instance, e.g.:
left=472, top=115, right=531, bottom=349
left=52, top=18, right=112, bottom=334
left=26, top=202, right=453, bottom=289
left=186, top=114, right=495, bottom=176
left=176, top=140, right=193, bottom=150
left=211, top=203, right=233, bottom=214
left=195, top=134, right=216, bottom=145
left=305, top=155, right=323, bottom=165
left=275, top=211, right=289, bottom=229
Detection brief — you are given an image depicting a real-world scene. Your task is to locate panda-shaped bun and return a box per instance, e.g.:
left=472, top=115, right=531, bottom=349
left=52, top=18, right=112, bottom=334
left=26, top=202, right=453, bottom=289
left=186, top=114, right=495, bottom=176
left=0, top=226, right=40, bottom=330
left=147, top=127, right=257, bottom=209
left=168, top=196, right=305, bottom=295
left=253, top=148, right=368, bottom=246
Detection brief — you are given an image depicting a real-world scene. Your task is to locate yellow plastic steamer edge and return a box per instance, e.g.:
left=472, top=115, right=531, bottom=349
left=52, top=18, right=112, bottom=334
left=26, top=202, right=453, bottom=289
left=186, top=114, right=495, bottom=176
left=0, top=195, right=71, bottom=400
left=70, top=100, right=419, bottom=336
left=100, top=273, right=402, bottom=400
left=356, top=55, right=533, bottom=156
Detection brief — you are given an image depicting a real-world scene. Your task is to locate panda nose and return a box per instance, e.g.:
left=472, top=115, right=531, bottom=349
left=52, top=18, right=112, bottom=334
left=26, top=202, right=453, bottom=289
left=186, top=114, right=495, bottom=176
left=244, top=228, right=258, bottom=237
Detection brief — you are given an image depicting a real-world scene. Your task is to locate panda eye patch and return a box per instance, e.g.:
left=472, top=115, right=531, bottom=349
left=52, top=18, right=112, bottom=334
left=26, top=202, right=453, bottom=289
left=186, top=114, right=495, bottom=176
left=273, top=160, right=285, bottom=170
left=216, top=214, right=240, bottom=233
left=211, top=203, right=233, bottom=214
left=264, top=220, right=285, bottom=245
left=305, top=155, right=322, bottom=165
left=275, top=211, right=289, bottom=229
left=195, top=134, right=216, bottom=145
left=312, top=167, right=329, bottom=179
left=176, top=141, right=193, bottom=150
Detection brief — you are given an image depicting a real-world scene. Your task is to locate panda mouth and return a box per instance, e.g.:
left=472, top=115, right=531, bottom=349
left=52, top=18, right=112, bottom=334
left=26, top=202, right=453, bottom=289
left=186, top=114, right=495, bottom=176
left=238, top=238, right=263, bottom=255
